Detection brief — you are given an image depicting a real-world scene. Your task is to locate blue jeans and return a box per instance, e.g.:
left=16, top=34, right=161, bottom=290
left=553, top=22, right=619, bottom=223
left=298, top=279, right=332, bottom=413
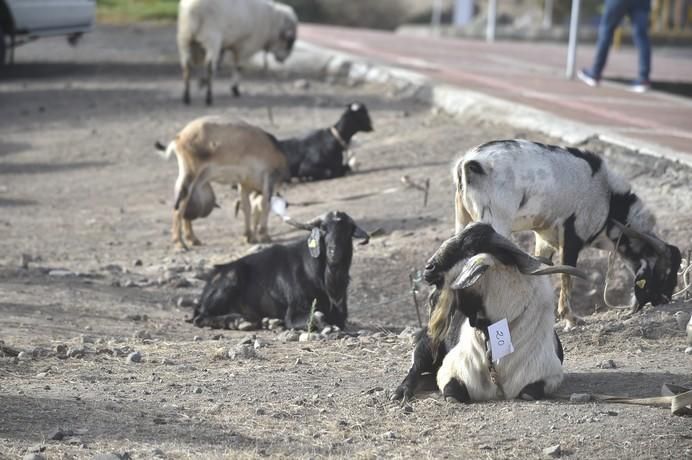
left=590, top=0, right=651, bottom=81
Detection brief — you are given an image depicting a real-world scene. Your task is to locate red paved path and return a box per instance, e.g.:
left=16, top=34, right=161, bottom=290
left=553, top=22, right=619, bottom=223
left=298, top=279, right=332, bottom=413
left=301, top=24, right=692, bottom=156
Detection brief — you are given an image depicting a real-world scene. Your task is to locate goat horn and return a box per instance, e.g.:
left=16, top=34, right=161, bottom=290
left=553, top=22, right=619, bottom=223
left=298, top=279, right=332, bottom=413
left=283, top=215, right=324, bottom=231
left=529, top=265, right=589, bottom=279
left=611, top=220, right=667, bottom=257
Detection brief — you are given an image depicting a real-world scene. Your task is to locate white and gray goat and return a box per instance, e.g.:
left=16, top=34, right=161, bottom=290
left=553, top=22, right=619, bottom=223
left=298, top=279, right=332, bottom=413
left=177, top=0, right=298, bottom=105
left=454, top=140, right=681, bottom=330
left=392, top=223, right=585, bottom=403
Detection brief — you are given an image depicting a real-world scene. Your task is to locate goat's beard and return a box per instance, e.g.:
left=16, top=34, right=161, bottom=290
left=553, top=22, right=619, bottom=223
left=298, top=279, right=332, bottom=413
left=325, top=265, right=350, bottom=312
left=428, top=287, right=455, bottom=353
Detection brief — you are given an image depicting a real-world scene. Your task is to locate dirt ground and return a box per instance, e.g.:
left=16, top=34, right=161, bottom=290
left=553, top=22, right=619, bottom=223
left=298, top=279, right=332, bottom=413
left=1, top=24, right=691, bottom=460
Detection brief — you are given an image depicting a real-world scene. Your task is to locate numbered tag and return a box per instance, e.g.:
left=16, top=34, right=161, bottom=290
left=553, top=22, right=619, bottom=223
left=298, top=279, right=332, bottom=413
left=270, top=195, right=287, bottom=217
left=307, top=227, right=321, bottom=258
left=487, top=318, right=514, bottom=364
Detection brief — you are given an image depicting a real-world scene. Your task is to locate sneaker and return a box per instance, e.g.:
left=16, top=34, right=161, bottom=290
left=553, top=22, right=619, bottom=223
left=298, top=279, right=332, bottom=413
left=628, top=79, right=651, bottom=93
left=577, top=68, right=600, bottom=87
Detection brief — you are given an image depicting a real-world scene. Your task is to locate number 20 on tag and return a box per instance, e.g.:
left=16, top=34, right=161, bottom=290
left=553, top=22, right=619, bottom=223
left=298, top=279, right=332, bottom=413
left=487, top=318, right=514, bottom=364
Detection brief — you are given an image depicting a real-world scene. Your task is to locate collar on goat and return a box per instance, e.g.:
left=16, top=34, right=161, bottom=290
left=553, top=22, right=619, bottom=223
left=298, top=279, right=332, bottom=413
left=330, top=126, right=349, bottom=150
left=476, top=328, right=507, bottom=400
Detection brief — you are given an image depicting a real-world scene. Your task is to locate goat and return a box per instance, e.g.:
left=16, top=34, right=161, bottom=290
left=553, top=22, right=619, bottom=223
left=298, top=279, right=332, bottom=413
left=280, top=102, right=373, bottom=181
left=392, top=223, right=585, bottom=403
left=454, top=140, right=681, bottom=330
left=177, top=0, right=298, bottom=105
left=190, top=211, right=369, bottom=330
left=155, top=116, right=289, bottom=248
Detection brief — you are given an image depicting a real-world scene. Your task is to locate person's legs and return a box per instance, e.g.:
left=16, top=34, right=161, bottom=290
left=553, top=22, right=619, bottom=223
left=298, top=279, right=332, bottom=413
left=591, top=0, right=628, bottom=78
left=628, top=0, right=652, bottom=83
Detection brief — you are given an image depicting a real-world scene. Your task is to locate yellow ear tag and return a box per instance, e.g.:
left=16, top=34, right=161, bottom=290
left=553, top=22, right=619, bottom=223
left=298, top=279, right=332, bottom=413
left=307, top=227, right=321, bottom=258
left=636, top=279, right=647, bottom=289
left=308, top=239, right=318, bottom=248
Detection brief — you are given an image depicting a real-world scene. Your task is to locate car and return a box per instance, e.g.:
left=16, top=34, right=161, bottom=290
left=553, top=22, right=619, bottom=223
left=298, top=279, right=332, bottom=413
left=0, top=0, right=96, bottom=66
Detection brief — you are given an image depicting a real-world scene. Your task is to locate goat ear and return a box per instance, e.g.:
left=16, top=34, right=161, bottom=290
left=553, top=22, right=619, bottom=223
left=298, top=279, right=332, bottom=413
left=352, top=224, right=370, bottom=245
left=451, top=253, right=495, bottom=290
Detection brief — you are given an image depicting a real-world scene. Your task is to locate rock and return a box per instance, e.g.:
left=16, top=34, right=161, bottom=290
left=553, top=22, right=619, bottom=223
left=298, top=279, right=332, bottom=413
left=383, top=431, right=396, bottom=440
left=570, top=393, right=591, bottom=403
left=398, top=326, right=421, bottom=339
left=126, top=351, right=142, bottom=363
left=161, top=358, right=174, bottom=365
left=48, top=269, right=74, bottom=277
left=177, top=296, right=197, bottom=308
left=133, top=259, right=143, bottom=267
left=253, top=339, right=265, bottom=350
left=193, top=387, right=202, bottom=394
left=255, top=407, right=266, bottom=415
left=27, top=444, right=45, bottom=453
left=229, top=344, right=256, bottom=360
left=294, top=357, right=302, bottom=365
left=121, top=279, right=135, bottom=288
left=596, top=359, right=616, bottom=369
left=293, top=79, right=310, bottom=90
left=543, top=444, right=562, bottom=458
left=238, top=335, right=255, bottom=346
left=48, top=428, right=71, bottom=440
left=151, top=448, right=166, bottom=458
left=134, top=330, right=152, bottom=340
left=267, top=318, right=284, bottom=330
left=299, top=332, right=320, bottom=342
left=237, top=321, right=255, bottom=331
left=17, top=351, right=30, bottom=361
left=123, top=314, right=148, bottom=322
left=67, top=347, right=86, bottom=359
left=23, top=454, right=45, bottom=460
left=277, top=330, right=299, bottom=342
left=173, top=278, right=192, bottom=288
left=213, top=348, right=228, bottom=360
left=403, top=404, right=413, bottom=414
left=320, top=326, right=333, bottom=336
left=685, top=347, right=692, bottom=355
left=193, top=335, right=202, bottom=342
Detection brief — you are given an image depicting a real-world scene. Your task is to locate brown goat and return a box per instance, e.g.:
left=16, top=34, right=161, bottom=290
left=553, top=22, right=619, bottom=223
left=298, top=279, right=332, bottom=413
left=156, top=116, right=289, bottom=248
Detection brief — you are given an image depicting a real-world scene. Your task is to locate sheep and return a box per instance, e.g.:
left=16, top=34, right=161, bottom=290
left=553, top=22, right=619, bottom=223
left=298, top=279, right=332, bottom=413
left=177, top=0, right=298, bottom=105
left=189, top=211, right=369, bottom=330
left=391, top=223, right=585, bottom=403
left=453, top=139, right=681, bottom=330
left=155, top=116, right=290, bottom=248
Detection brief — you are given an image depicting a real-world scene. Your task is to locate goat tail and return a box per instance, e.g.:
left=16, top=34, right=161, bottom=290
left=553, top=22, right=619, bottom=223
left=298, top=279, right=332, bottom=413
left=155, top=140, right=177, bottom=160
left=428, top=288, right=454, bottom=357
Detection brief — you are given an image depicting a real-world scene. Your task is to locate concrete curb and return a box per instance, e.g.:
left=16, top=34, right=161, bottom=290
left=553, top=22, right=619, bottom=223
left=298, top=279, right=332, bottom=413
left=288, top=40, right=692, bottom=169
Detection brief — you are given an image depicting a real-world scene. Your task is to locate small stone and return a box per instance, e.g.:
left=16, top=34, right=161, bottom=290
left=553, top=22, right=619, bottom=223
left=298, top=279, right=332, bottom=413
left=173, top=278, right=192, bottom=288
left=121, top=279, right=135, bottom=288
left=320, top=326, right=333, bottom=336
left=403, top=405, right=413, bottom=414
left=293, top=79, right=310, bottom=90
left=134, top=330, right=151, bottom=340
left=151, top=449, right=166, bottom=458
left=126, top=351, right=142, bottom=363
left=193, top=335, right=202, bottom=342
left=48, top=428, right=66, bottom=440
left=193, top=387, right=202, bottom=394
left=92, top=454, right=126, bottom=460
left=161, top=358, right=174, bottom=365
left=67, top=347, right=85, bottom=359
left=597, top=359, right=616, bottom=369
left=674, top=311, right=691, bottom=330
left=277, top=330, right=299, bottom=342
left=213, top=348, right=228, bottom=360
left=383, top=431, right=396, bottom=440
left=238, top=335, right=255, bottom=345
left=237, top=321, right=255, bottom=331
left=23, top=454, right=45, bottom=460
left=20, top=253, right=32, bottom=269
left=27, top=444, right=45, bottom=453
left=17, top=351, right=30, bottom=361
left=299, top=332, right=320, bottom=342
left=255, top=407, right=266, bottom=415
left=133, top=259, right=143, bottom=267
left=570, top=393, right=591, bottom=403
left=685, top=347, right=692, bottom=355
left=398, top=326, right=421, bottom=339
left=228, top=344, right=256, bottom=360
left=294, top=357, right=303, bottom=365
left=543, top=444, right=562, bottom=458
left=48, top=269, right=74, bottom=277
left=177, top=296, right=196, bottom=308
left=267, top=318, right=284, bottom=330
left=253, top=339, right=265, bottom=350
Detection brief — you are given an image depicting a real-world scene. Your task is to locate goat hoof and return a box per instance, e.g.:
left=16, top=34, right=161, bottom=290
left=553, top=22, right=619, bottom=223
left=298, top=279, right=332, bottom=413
left=182, top=93, right=190, bottom=105
left=391, top=385, right=412, bottom=402
left=562, top=314, right=585, bottom=332
left=442, top=379, right=470, bottom=403
left=188, top=237, right=202, bottom=246
left=232, top=86, right=240, bottom=97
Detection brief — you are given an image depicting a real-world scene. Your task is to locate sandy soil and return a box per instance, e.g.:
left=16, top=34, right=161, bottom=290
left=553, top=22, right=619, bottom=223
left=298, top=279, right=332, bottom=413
left=1, top=24, right=691, bottom=460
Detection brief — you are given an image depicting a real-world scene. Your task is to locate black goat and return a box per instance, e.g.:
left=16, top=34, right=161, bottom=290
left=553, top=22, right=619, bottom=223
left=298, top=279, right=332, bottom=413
left=191, top=211, right=369, bottom=330
left=278, top=102, right=373, bottom=181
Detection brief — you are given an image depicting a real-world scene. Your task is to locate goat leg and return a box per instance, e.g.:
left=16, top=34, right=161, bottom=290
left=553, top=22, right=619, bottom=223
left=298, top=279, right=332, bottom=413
left=182, top=218, right=202, bottom=246
left=391, top=332, right=444, bottom=404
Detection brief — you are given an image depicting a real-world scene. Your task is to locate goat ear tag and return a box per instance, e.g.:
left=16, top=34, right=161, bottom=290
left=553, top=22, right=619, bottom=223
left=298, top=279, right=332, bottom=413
left=308, top=228, right=321, bottom=258
left=487, top=318, right=514, bottom=364
left=636, top=279, right=646, bottom=289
